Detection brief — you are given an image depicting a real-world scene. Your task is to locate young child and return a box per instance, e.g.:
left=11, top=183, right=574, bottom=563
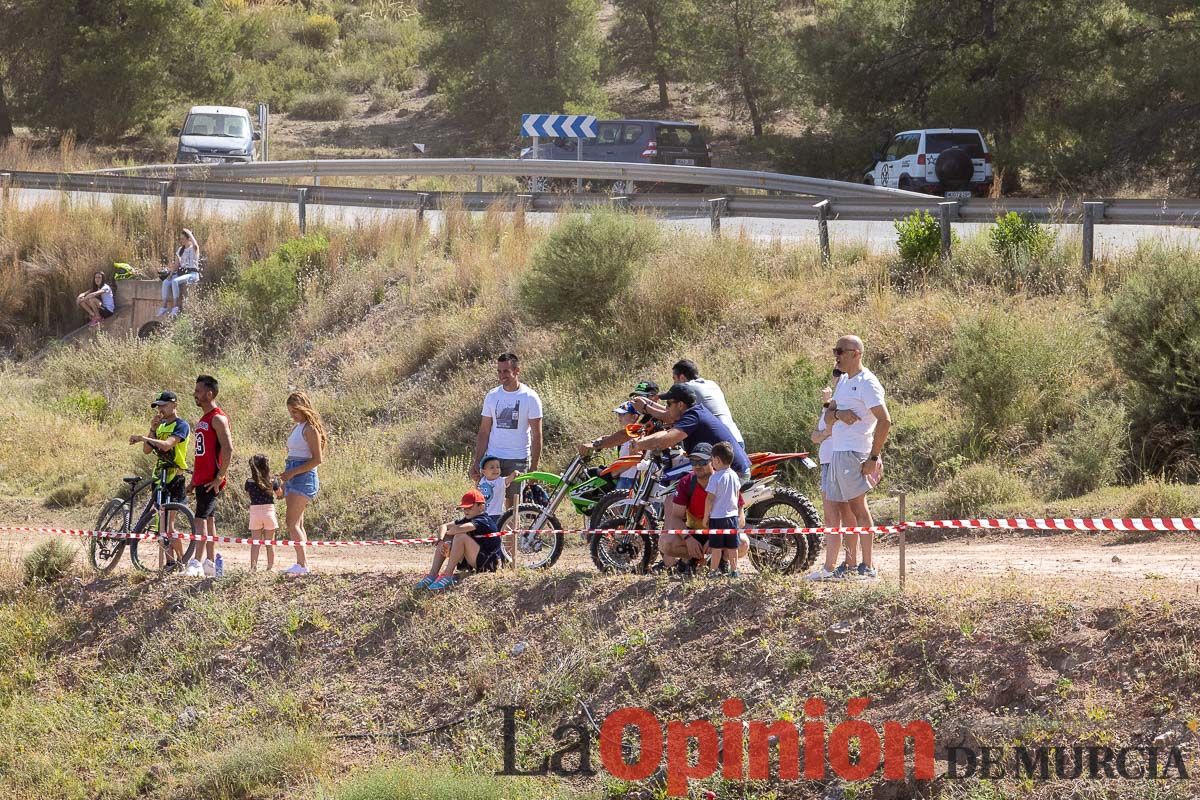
left=704, top=441, right=743, bottom=576
left=478, top=455, right=518, bottom=522
left=245, top=453, right=283, bottom=572
left=613, top=401, right=640, bottom=490
left=416, top=489, right=503, bottom=591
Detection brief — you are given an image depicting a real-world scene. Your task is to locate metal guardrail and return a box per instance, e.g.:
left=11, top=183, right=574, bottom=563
left=6, top=170, right=1200, bottom=227
left=89, top=157, right=928, bottom=200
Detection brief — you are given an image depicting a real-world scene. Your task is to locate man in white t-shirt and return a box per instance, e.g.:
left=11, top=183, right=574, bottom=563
left=471, top=353, right=543, bottom=511
left=671, top=359, right=744, bottom=449
left=808, top=335, right=891, bottom=581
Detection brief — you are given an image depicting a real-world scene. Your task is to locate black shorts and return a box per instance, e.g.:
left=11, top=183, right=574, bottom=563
left=458, top=550, right=501, bottom=573
left=687, top=532, right=709, bottom=547
left=708, top=518, right=740, bottom=550
left=194, top=485, right=220, bottom=519
left=162, top=475, right=186, bottom=505
left=98, top=306, right=114, bottom=319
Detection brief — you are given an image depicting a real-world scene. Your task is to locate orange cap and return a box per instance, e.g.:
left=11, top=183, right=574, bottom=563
left=458, top=489, right=486, bottom=508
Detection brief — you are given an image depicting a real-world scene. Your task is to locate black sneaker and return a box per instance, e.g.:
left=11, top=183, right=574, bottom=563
left=648, top=560, right=669, bottom=574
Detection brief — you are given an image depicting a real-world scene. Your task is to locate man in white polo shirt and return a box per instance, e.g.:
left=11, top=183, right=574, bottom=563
left=808, top=334, right=890, bottom=581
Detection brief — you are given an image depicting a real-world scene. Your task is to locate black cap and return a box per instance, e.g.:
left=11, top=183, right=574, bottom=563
left=150, top=390, right=178, bottom=407
left=659, top=383, right=697, bottom=406
left=689, top=442, right=713, bottom=463
left=629, top=380, right=659, bottom=398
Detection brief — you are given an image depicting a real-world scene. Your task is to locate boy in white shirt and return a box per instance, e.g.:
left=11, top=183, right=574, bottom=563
left=704, top=441, right=744, bottom=576
left=478, top=455, right=518, bottom=522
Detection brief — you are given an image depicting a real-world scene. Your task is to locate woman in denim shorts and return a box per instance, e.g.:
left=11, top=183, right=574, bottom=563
left=278, top=391, right=327, bottom=576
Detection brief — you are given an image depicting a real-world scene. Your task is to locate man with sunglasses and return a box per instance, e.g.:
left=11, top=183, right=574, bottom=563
left=574, top=380, right=661, bottom=459
left=810, top=335, right=890, bottom=581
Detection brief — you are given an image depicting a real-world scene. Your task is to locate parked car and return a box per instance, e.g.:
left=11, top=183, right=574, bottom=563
left=519, top=119, right=711, bottom=192
left=863, top=128, right=993, bottom=198
left=173, top=106, right=260, bottom=164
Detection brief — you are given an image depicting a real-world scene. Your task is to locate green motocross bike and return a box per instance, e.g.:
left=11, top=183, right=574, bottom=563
left=495, top=451, right=642, bottom=570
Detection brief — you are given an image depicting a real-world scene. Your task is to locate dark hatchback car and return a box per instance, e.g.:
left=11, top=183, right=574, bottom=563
left=519, top=119, right=712, bottom=191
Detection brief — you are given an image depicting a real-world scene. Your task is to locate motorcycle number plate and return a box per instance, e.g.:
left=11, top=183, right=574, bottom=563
left=801, top=457, right=817, bottom=469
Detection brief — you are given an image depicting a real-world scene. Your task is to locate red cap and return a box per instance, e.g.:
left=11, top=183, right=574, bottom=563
left=457, top=489, right=486, bottom=509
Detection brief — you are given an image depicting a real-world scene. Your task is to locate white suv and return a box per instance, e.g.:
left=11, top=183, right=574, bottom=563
left=863, top=128, right=993, bottom=198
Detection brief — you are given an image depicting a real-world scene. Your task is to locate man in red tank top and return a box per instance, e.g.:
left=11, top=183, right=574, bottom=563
left=189, top=374, right=233, bottom=571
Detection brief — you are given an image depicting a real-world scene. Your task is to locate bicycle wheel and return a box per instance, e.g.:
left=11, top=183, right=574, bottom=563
left=589, top=507, right=657, bottom=574
left=746, top=488, right=822, bottom=571
left=130, top=502, right=196, bottom=572
left=495, top=503, right=564, bottom=570
left=745, top=515, right=809, bottom=575
left=88, top=498, right=129, bottom=574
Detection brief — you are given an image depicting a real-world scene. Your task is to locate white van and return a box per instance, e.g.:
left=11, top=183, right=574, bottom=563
left=173, top=106, right=260, bottom=164
left=864, top=128, right=993, bottom=198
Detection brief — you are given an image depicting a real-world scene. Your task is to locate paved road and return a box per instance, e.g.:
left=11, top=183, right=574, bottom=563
left=5, top=187, right=1200, bottom=257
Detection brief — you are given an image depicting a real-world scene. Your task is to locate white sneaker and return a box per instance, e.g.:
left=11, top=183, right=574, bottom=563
left=202, top=558, right=216, bottom=578
left=184, top=558, right=204, bottom=577
left=156, top=307, right=169, bottom=317
left=168, top=307, right=181, bottom=318
left=284, top=564, right=309, bottom=576
left=805, top=567, right=838, bottom=582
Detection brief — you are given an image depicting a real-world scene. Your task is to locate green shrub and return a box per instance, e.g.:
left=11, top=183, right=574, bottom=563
left=1104, top=249, right=1200, bottom=473
left=23, top=539, right=76, bottom=586
left=1120, top=479, right=1193, bottom=519
left=56, top=388, right=108, bottom=421
left=518, top=210, right=659, bottom=329
left=218, top=235, right=329, bottom=344
left=293, top=13, right=339, bottom=49
left=289, top=90, right=350, bottom=121
left=894, top=210, right=947, bottom=273
left=334, top=764, right=547, bottom=800
left=934, top=463, right=1028, bottom=519
left=989, top=212, right=1054, bottom=262
left=947, top=310, right=1097, bottom=447
left=884, top=399, right=970, bottom=489
left=193, top=731, right=327, bottom=799
left=1047, top=400, right=1128, bottom=498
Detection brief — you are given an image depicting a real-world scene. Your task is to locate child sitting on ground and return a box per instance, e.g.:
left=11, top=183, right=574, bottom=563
left=477, top=455, right=518, bottom=522
left=246, top=453, right=283, bottom=572
left=416, top=489, right=504, bottom=591
left=704, top=441, right=743, bottom=577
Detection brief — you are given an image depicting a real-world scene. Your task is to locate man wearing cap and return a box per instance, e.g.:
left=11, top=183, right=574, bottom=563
left=656, top=442, right=749, bottom=573
left=574, top=380, right=661, bottom=461
left=418, top=489, right=504, bottom=591
left=128, top=391, right=191, bottom=566
left=630, top=383, right=751, bottom=482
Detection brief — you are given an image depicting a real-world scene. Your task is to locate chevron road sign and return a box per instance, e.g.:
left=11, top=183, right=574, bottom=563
left=520, top=114, right=597, bottom=139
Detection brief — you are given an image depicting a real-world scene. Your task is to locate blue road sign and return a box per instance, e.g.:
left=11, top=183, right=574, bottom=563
left=521, top=114, right=597, bottom=139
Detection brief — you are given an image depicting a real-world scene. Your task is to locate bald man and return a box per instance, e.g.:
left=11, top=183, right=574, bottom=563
left=808, top=334, right=891, bottom=581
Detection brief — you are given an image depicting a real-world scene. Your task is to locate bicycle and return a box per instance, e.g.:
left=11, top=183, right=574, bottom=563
left=88, top=464, right=198, bottom=573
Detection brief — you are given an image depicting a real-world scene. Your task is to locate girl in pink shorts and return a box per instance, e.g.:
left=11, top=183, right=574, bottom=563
left=246, top=454, right=283, bottom=571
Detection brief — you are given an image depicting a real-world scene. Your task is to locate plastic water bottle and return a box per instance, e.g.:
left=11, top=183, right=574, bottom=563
left=214, top=553, right=224, bottom=578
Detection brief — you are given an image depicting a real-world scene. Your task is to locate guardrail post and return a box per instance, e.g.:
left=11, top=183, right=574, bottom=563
left=476, top=175, right=483, bottom=193
left=415, top=192, right=430, bottom=223
left=707, top=197, right=727, bottom=236
left=0, top=172, right=10, bottom=208
left=1081, top=201, right=1104, bottom=273
left=938, top=201, right=957, bottom=260
left=814, top=199, right=831, bottom=265
left=296, top=187, right=307, bottom=234
left=158, top=181, right=170, bottom=229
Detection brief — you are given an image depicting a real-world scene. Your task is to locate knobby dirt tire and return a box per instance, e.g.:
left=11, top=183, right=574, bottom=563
left=745, top=515, right=809, bottom=574
left=495, top=503, right=565, bottom=570
left=746, top=487, right=822, bottom=571
left=588, top=490, right=657, bottom=573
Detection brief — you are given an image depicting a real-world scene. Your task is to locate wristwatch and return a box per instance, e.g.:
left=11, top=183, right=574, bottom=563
left=822, top=401, right=831, bottom=408
left=867, top=455, right=879, bottom=462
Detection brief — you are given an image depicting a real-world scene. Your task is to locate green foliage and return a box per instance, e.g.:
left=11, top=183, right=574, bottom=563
left=421, top=0, right=605, bottom=139
left=44, top=478, right=101, bottom=510
left=293, top=13, right=339, bottom=49
left=609, top=0, right=697, bottom=107
left=518, top=211, right=659, bottom=328
left=884, top=399, right=969, bottom=489
left=1121, top=479, right=1193, bottom=519
left=1047, top=400, right=1127, bottom=498
left=23, top=540, right=75, bottom=586
left=192, top=731, right=327, bottom=799
left=934, top=463, right=1028, bottom=519
left=0, top=0, right=234, bottom=140
left=947, top=310, right=1098, bottom=447
left=289, top=90, right=350, bottom=121
left=989, top=212, right=1054, bottom=262
left=218, top=235, right=330, bottom=345
left=56, top=389, right=108, bottom=422
left=1104, top=249, right=1200, bottom=474
left=894, top=210, right=945, bottom=276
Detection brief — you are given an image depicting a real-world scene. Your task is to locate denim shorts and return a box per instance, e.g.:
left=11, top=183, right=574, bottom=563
left=284, top=457, right=319, bottom=499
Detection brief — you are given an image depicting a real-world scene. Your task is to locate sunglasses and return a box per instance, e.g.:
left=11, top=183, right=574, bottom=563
left=833, top=347, right=861, bottom=356
left=689, top=458, right=711, bottom=466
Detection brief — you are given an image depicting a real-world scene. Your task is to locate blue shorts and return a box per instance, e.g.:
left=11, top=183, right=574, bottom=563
left=284, top=457, right=319, bottom=499
left=708, top=516, right=739, bottom=550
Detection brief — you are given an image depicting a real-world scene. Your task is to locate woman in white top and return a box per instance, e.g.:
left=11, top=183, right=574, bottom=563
left=76, top=270, right=115, bottom=327
left=158, top=228, right=201, bottom=318
left=808, top=378, right=849, bottom=580
left=276, top=392, right=327, bottom=575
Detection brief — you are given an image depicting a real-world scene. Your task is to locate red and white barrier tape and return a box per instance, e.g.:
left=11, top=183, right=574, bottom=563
left=1, top=517, right=1197, bottom=549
